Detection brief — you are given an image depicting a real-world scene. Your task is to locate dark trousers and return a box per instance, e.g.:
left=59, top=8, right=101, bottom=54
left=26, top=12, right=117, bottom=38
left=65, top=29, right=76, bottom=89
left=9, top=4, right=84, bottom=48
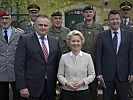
left=60, top=89, right=89, bottom=100
left=103, top=74, right=128, bottom=100
left=21, top=79, right=55, bottom=100
left=0, top=81, right=20, bottom=100
left=128, top=81, right=133, bottom=98
left=88, top=78, right=98, bottom=100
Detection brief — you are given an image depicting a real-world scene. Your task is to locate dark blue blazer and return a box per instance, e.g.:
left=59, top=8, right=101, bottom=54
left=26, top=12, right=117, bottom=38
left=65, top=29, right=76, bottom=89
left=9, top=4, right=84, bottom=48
left=15, top=32, right=61, bottom=97
left=96, top=29, right=133, bottom=81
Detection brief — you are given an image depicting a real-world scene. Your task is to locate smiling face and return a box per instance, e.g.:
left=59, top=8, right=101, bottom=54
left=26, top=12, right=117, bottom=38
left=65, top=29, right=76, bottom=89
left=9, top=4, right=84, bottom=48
left=69, top=35, right=83, bottom=52
left=29, top=10, right=39, bottom=22
left=34, top=17, right=49, bottom=36
left=120, top=9, right=131, bottom=19
left=0, top=15, right=12, bottom=29
left=108, top=13, right=121, bottom=30
left=51, top=16, right=62, bottom=28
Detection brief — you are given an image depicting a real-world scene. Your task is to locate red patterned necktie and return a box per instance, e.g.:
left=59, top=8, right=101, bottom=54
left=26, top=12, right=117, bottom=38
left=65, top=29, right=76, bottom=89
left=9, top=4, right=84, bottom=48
left=40, top=36, right=48, bottom=62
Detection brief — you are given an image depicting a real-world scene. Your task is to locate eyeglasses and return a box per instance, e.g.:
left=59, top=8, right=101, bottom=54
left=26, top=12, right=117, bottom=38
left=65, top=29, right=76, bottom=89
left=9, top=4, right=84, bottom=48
left=122, top=9, right=130, bottom=11
left=0, top=17, right=11, bottom=20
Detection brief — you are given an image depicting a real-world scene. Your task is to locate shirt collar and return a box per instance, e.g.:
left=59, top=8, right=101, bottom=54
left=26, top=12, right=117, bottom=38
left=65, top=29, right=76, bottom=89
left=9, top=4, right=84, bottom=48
left=70, top=50, right=82, bottom=57
left=2, top=26, right=12, bottom=35
left=123, top=18, right=129, bottom=23
left=111, top=28, right=120, bottom=34
left=30, top=21, right=34, bottom=27
left=35, top=32, right=48, bottom=40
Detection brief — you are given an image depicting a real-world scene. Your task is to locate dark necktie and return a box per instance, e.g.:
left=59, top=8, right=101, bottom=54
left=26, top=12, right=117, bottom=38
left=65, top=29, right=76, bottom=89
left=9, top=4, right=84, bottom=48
left=112, top=32, right=118, bottom=53
left=40, top=36, right=48, bottom=62
left=124, top=19, right=127, bottom=26
left=4, top=30, right=8, bottom=43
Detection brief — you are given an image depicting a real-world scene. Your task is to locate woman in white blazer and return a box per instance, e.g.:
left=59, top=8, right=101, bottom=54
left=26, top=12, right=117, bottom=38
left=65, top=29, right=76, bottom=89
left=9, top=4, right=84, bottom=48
left=57, top=30, right=95, bottom=100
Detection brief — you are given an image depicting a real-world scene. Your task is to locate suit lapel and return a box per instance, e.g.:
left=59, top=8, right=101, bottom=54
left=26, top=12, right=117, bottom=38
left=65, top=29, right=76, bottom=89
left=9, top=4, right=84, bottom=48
left=107, top=29, right=116, bottom=52
left=8, top=28, right=18, bottom=43
left=0, top=29, right=6, bottom=43
left=31, top=33, right=45, bottom=62
left=28, top=24, right=34, bottom=31
left=47, top=35, right=52, bottom=63
left=117, top=29, right=126, bottom=53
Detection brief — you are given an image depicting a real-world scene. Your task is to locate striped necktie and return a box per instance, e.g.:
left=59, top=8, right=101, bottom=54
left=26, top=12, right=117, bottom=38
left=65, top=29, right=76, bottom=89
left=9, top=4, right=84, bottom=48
left=40, top=36, right=48, bottom=62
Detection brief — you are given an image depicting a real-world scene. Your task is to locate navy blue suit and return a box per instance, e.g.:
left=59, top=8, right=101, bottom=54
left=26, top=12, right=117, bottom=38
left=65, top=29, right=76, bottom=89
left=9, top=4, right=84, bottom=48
left=96, top=29, right=133, bottom=100
left=15, top=32, right=61, bottom=100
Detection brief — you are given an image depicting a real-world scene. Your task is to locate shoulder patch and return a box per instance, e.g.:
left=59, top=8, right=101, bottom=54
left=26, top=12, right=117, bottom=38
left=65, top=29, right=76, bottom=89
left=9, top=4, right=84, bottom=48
left=13, top=28, right=24, bottom=33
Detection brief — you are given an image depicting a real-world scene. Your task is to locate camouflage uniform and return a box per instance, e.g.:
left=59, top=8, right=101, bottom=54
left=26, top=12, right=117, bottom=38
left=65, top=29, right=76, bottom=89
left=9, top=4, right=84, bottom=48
left=49, top=26, right=70, bottom=54
left=75, top=21, right=103, bottom=100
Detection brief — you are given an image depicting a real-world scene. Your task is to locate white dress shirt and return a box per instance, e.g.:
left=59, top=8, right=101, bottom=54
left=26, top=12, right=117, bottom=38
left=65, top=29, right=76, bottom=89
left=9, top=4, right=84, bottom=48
left=111, top=28, right=121, bottom=53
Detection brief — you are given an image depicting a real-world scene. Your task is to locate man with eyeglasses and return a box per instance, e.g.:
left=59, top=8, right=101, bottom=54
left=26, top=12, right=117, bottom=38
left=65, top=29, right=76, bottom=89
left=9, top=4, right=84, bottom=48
left=20, top=3, right=40, bottom=34
left=0, top=10, right=24, bottom=100
left=120, top=1, right=133, bottom=32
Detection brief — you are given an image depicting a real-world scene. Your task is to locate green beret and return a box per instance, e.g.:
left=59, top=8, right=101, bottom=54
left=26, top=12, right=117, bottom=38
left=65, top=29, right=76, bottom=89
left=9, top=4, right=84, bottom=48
left=27, top=4, right=40, bottom=11
left=119, top=1, right=132, bottom=10
left=83, top=5, right=94, bottom=12
left=51, top=12, right=62, bottom=17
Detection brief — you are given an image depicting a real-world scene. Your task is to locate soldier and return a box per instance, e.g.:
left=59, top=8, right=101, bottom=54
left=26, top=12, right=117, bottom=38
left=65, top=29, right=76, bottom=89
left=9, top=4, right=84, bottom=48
left=119, top=1, right=133, bottom=99
left=0, top=10, right=24, bottom=100
left=75, top=5, right=103, bottom=100
left=20, top=3, right=40, bottom=34
left=120, top=1, right=133, bottom=31
left=49, top=11, right=70, bottom=54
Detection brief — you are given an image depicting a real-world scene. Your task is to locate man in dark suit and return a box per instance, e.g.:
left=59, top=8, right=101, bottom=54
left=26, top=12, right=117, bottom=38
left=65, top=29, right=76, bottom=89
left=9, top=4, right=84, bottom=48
left=20, top=4, right=40, bottom=34
left=96, top=10, right=133, bottom=100
left=15, top=14, right=61, bottom=100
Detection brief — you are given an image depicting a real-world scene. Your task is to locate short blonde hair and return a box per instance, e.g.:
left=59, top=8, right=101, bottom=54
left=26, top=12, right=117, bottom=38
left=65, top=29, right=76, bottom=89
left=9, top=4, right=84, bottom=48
left=66, top=30, right=85, bottom=46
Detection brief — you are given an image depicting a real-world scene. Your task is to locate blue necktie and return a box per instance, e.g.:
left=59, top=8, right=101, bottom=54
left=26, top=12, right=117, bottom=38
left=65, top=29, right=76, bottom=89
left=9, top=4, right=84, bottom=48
left=112, top=32, right=118, bottom=53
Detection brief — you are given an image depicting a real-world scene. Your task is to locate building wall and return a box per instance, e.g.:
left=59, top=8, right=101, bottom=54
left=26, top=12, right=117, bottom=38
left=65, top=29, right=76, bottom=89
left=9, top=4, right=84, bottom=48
left=32, top=0, right=133, bottom=25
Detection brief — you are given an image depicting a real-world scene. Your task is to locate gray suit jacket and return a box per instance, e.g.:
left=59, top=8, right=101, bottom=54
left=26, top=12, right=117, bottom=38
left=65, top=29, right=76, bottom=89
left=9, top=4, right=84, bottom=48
left=20, top=21, right=34, bottom=34
left=121, top=18, right=133, bottom=32
left=0, top=27, right=24, bottom=82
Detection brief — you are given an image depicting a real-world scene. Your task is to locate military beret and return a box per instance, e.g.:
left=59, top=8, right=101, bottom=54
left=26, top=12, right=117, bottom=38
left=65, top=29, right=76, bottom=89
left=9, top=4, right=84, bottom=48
left=51, top=12, right=62, bottom=17
left=119, top=1, right=132, bottom=10
left=83, top=5, right=94, bottom=12
left=27, top=4, right=40, bottom=11
left=0, top=10, right=10, bottom=17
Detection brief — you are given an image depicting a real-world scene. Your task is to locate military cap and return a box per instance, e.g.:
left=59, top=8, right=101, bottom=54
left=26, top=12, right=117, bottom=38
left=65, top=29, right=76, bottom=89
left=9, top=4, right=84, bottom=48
left=51, top=12, right=62, bottom=17
left=0, top=10, right=10, bottom=17
left=82, top=5, right=94, bottom=12
left=27, top=4, right=40, bottom=11
left=119, top=1, right=132, bottom=10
